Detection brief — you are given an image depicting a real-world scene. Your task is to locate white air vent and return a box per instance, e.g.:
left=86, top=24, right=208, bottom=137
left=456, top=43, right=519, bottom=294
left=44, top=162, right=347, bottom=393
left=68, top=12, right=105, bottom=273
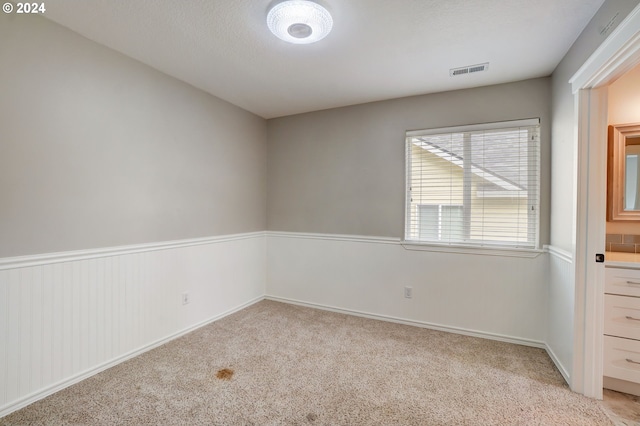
left=450, top=62, right=489, bottom=77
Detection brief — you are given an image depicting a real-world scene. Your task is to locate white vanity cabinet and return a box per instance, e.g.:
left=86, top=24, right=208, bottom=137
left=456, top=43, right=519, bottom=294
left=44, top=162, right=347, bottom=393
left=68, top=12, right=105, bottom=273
left=604, top=265, right=640, bottom=396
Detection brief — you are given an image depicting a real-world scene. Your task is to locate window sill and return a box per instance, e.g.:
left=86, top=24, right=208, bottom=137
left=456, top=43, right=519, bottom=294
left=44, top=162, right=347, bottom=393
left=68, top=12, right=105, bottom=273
left=401, top=241, right=545, bottom=258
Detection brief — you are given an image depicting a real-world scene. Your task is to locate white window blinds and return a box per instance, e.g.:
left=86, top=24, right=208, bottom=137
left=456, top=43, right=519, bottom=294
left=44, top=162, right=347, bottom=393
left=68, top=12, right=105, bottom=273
left=405, top=119, right=540, bottom=249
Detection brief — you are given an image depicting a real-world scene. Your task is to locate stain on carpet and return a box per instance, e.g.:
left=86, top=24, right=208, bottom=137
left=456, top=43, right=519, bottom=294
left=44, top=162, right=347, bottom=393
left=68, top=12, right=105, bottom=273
left=306, top=412, right=318, bottom=422
left=216, top=368, right=234, bottom=380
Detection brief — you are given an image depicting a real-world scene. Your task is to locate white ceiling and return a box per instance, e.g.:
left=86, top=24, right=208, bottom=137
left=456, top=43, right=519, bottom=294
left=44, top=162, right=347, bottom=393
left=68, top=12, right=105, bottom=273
left=43, top=0, right=607, bottom=119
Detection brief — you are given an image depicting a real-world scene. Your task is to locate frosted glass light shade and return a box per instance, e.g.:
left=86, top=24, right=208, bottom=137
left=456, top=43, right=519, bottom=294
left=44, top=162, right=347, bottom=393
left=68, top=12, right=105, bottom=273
left=267, top=1, right=333, bottom=44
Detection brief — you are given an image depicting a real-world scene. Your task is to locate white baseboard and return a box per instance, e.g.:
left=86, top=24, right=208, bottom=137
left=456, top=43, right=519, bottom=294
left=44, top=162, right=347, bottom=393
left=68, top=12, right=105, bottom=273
left=268, top=296, right=578, bottom=385
left=265, top=295, right=547, bottom=349
left=2, top=294, right=572, bottom=418
left=545, top=343, right=571, bottom=385
left=0, top=296, right=264, bottom=418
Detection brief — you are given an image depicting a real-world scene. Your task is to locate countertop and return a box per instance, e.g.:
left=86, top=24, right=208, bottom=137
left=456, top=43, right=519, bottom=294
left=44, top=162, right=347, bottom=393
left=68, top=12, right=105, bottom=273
left=605, top=251, right=640, bottom=268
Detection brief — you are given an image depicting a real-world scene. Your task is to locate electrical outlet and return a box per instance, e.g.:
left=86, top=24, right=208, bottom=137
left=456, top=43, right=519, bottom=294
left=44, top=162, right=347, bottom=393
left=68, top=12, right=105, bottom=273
left=404, top=286, right=413, bottom=299
left=182, top=292, right=189, bottom=305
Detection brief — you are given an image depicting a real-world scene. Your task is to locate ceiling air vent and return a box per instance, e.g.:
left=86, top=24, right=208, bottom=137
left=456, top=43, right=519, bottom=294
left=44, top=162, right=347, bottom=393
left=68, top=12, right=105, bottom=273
left=450, top=62, right=489, bottom=77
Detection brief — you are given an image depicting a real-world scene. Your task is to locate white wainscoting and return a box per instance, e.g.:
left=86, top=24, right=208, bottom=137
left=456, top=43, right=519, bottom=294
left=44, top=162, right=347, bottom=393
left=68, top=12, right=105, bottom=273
left=0, top=232, right=575, bottom=417
left=545, top=245, right=574, bottom=385
left=266, top=232, right=548, bottom=348
left=0, top=232, right=266, bottom=417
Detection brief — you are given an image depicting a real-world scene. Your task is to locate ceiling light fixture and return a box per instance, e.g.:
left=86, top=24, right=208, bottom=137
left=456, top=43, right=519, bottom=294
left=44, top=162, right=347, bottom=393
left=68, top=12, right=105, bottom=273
left=267, top=0, right=333, bottom=44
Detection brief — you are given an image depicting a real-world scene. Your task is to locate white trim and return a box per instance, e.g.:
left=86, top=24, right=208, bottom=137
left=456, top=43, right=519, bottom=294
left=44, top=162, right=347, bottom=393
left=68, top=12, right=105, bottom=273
left=401, top=241, right=544, bottom=258
left=267, top=231, right=545, bottom=258
left=570, top=5, right=640, bottom=93
left=0, top=231, right=266, bottom=270
left=265, top=295, right=546, bottom=349
left=266, top=231, right=401, bottom=244
left=0, top=296, right=265, bottom=418
left=545, top=245, right=573, bottom=264
left=569, top=3, right=640, bottom=398
left=406, top=118, right=540, bottom=136
left=546, top=343, right=571, bottom=385
left=0, top=230, right=549, bottom=269
left=573, top=87, right=608, bottom=399
left=406, top=120, right=541, bottom=250
left=571, top=91, right=589, bottom=396
left=587, top=91, right=607, bottom=398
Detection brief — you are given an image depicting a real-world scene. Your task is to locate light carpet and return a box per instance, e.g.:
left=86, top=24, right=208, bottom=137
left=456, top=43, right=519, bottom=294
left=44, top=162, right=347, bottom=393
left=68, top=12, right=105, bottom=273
left=0, top=300, right=617, bottom=425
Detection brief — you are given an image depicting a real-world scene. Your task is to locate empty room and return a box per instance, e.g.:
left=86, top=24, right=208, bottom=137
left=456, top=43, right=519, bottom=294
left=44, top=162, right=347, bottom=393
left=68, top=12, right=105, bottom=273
left=2, top=0, right=640, bottom=424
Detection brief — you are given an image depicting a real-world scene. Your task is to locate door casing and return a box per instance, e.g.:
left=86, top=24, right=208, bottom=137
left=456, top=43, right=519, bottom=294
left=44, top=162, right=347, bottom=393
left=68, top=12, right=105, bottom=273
left=570, top=4, right=640, bottom=398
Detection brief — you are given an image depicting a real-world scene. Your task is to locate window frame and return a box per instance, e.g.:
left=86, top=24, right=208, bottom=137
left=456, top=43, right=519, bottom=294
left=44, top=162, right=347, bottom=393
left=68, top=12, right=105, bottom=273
left=403, top=118, right=541, bottom=254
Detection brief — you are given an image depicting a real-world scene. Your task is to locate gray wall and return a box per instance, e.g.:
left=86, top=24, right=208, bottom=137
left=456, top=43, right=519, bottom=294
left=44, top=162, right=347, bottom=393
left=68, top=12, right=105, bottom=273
left=267, top=78, right=551, bottom=243
left=0, top=14, right=267, bottom=258
left=550, top=0, right=640, bottom=251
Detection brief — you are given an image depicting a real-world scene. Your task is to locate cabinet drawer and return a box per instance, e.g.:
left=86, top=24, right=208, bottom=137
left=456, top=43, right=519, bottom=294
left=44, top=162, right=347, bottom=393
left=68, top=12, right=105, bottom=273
left=604, top=295, right=640, bottom=340
left=604, top=335, right=640, bottom=383
left=605, top=267, right=640, bottom=297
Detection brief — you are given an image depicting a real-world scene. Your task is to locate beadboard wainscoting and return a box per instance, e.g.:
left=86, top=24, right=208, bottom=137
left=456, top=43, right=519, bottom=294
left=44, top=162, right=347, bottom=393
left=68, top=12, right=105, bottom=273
left=546, top=246, right=574, bottom=384
left=266, top=232, right=548, bottom=348
left=0, top=232, right=266, bottom=417
left=1, top=231, right=575, bottom=416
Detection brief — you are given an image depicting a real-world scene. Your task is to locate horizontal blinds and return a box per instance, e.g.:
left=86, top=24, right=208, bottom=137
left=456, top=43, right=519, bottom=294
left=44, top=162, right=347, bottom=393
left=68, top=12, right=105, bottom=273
left=405, top=120, right=540, bottom=249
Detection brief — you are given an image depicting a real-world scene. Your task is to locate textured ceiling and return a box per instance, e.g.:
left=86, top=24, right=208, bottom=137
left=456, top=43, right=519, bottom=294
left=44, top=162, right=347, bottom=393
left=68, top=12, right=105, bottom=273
left=43, top=0, right=607, bottom=118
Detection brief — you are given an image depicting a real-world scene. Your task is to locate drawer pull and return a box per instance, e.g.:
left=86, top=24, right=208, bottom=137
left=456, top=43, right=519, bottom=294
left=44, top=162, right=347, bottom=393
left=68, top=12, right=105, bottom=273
left=627, top=316, right=640, bottom=322
left=627, top=358, right=640, bottom=365
left=626, top=280, right=640, bottom=285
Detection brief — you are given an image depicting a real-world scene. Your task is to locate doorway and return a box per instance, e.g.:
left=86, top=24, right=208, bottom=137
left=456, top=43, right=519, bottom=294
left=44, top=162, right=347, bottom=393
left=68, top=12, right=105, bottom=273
left=572, top=5, right=640, bottom=399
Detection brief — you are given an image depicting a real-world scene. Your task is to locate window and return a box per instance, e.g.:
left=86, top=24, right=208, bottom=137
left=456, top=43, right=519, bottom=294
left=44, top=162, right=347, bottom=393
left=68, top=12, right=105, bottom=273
left=418, top=204, right=463, bottom=241
left=405, top=119, right=540, bottom=249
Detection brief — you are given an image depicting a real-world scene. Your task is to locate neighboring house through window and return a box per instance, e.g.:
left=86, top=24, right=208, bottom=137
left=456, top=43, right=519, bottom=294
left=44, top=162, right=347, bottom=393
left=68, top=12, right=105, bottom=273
left=405, top=119, right=540, bottom=249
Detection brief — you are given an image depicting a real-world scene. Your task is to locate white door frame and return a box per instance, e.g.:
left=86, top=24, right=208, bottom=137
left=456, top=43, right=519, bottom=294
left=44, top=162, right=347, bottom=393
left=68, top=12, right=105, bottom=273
left=570, top=4, right=640, bottom=399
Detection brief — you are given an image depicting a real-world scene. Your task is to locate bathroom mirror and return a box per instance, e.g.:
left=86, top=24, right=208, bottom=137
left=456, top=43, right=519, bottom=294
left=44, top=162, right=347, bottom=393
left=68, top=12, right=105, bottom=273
left=608, top=123, right=640, bottom=221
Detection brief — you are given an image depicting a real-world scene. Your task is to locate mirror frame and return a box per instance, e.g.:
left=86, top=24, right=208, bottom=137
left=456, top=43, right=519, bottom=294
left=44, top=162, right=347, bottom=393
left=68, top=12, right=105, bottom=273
left=608, top=122, right=640, bottom=221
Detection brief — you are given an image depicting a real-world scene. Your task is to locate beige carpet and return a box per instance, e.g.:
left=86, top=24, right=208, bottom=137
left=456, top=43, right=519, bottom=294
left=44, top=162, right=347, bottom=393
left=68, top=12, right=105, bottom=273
left=0, top=300, right=618, bottom=425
